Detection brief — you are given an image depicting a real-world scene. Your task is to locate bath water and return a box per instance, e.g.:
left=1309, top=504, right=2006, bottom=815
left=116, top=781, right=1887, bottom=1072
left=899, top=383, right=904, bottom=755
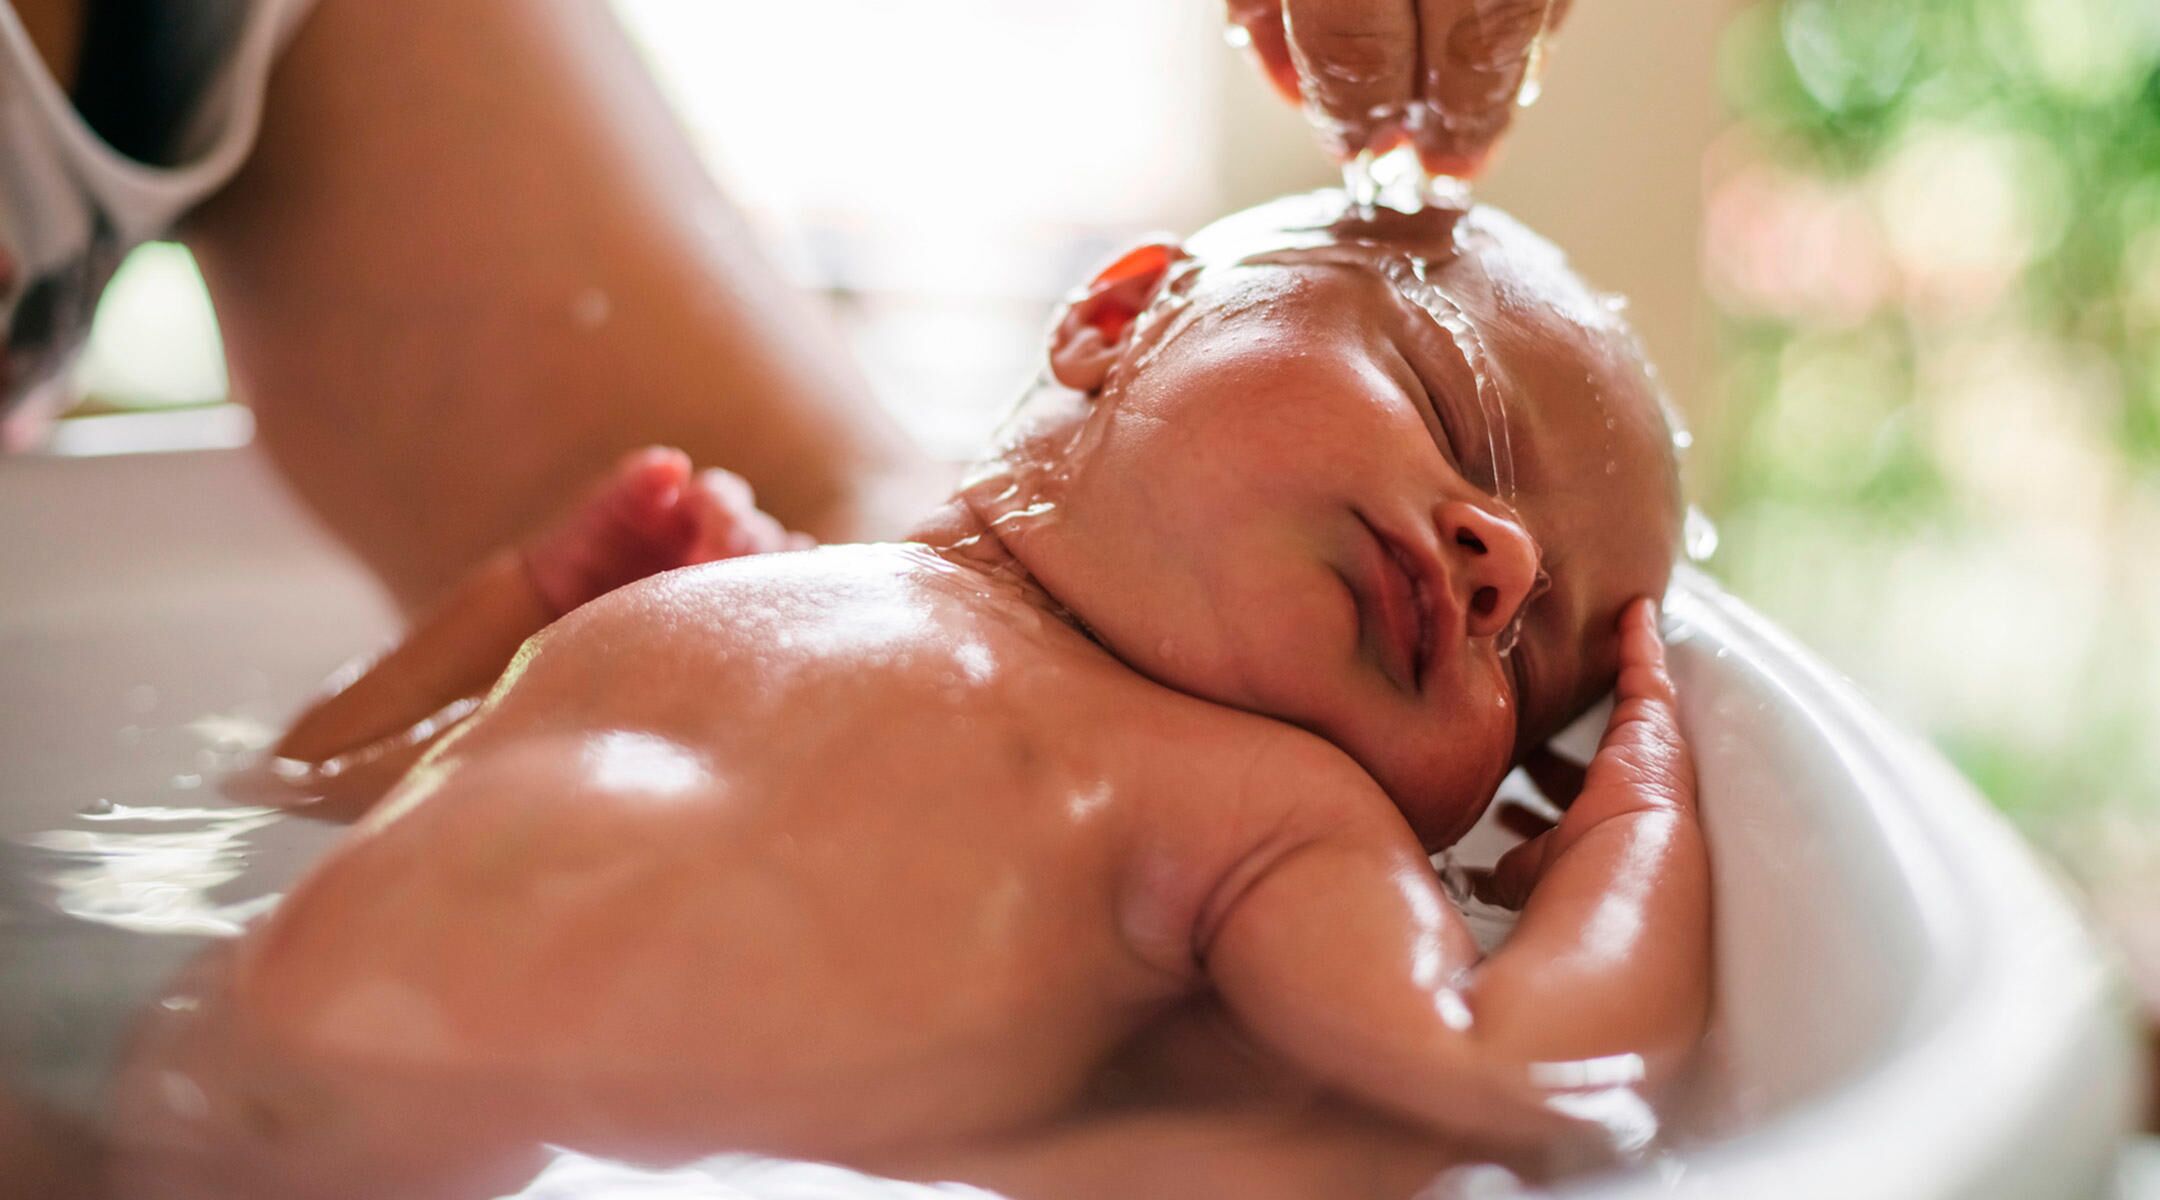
left=1, top=707, right=343, bottom=1121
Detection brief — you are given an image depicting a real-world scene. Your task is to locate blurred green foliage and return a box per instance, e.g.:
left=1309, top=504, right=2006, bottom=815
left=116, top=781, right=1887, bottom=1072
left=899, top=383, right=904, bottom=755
left=1708, top=0, right=2160, bottom=859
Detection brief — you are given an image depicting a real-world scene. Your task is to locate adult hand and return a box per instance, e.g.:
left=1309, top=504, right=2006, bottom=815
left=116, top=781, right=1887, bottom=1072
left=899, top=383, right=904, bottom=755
left=1225, top=0, right=1573, bottom=176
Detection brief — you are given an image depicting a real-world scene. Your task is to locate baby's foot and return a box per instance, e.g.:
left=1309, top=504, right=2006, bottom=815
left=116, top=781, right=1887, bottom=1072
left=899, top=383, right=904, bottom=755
left=522, top=448, right=810, bottom=616
left=679, top=463, right=816, bottom=565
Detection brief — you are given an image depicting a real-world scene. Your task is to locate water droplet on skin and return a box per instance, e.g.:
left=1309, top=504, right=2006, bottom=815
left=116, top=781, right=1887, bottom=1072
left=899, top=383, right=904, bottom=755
left=81, top=798, right=114, bottom=816
left=1516, top=33, right=1549, bottom=108
left=1684, top=507, right=1720, bottom=562
left=1672, top=429, right=1694, bottom=451
left=1436, top=988, right=1475, bottom=1031
left=1605, top=461, right=1619, bottom=476
left=572, top=288, right=612, bottom=330
left=1223, top=23, right=1252, bottom=50
left=158, top=1072, right=209, bottom=1120
left=1491, top=572, right=1548, bottom=660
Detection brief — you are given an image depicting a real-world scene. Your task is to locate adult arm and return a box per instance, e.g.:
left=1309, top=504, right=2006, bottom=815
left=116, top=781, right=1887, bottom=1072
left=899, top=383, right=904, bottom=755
left=11, top=0, right=80, bottom=87
left=1201, top=600, right=1708, bottom=1163
left=183, top=0, right=940, bottom=610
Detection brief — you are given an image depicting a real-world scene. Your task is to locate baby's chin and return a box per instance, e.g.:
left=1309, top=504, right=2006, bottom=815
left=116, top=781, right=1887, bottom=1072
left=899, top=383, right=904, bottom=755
left=1377, top=757, right=1511, bottom=852
left=1408, top=797, right=1495, bottom=854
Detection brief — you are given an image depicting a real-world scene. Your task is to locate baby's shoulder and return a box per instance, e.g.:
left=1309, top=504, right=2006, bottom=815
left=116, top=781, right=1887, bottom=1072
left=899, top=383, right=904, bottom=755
left=524, top=545, right=961, bottom=669
left=503, top=543, right=1152, bottom=722
left=559, top=542, right=930, bottom=636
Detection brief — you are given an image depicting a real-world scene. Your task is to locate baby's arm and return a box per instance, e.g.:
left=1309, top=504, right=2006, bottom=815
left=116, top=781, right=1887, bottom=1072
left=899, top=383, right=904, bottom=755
left=276, top=449, right=804, bottom=777
left=1200, top=600, right=1707, bottom=1164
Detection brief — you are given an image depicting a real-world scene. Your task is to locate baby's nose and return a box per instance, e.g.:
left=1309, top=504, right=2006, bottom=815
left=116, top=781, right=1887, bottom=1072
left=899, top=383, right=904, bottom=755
left=1436, top=500, right=1541, bottom=640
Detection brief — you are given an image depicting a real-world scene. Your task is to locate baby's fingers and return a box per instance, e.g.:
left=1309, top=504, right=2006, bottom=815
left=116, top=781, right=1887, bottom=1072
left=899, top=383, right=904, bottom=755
left=1586, top=599, right=1693, bottom=813
left=1477, top=827, right=1554, bottom=910
left=1612, top=598, right=1679, bottom=715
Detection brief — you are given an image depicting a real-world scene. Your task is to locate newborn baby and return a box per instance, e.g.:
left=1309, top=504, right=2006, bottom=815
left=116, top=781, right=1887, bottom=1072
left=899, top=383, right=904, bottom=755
left=112, top=194, right=1707, bottom=1200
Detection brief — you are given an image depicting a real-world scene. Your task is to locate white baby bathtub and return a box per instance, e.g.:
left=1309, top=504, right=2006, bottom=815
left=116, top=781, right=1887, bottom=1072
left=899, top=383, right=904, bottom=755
left=0, top=437, right=2142, bottom=1198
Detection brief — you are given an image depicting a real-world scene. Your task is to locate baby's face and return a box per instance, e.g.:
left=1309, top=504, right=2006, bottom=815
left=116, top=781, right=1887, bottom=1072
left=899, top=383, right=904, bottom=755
left=1012, top=195, right=1680, bottom=848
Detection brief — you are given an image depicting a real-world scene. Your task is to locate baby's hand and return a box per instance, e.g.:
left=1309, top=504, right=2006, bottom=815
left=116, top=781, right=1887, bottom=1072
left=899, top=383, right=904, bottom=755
left=1481, top=599, right=1693, bottom=908
left=522, top=447, right=813, bottom=617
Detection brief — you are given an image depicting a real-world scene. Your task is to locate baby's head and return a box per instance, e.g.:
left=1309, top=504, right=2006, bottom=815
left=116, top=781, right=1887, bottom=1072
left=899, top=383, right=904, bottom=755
left=975, top=192, right=1682, bottom=848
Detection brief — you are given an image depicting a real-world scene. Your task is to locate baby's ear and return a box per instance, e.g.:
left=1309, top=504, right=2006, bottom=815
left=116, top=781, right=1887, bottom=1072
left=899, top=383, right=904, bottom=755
left=1049, top=242, right=1189, bottom=393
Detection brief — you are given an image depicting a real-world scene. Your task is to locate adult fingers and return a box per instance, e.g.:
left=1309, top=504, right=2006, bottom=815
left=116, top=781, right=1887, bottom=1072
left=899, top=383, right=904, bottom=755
left=1282, top=0, right=1419, bottom=157
left=1410, top=0, right=1552, bottom=175
left=1226, top=0, right=1301, bottom=101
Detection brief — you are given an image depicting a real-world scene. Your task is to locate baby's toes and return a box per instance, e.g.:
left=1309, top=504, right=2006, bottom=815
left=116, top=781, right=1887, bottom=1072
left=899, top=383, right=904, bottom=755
left=600, top=447, right=695, bottom=537
left=684, top=469, right=804, bottom=562
left=524, top=447, right=697, bottom=615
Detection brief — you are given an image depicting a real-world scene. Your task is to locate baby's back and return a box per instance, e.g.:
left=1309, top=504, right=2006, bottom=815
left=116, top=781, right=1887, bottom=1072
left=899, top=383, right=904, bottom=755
left=125, top=546, right=1362, bottom=1193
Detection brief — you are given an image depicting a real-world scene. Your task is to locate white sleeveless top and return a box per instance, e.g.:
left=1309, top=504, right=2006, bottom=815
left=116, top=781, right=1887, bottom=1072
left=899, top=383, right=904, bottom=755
left=0, top=0, right=314, bottom=433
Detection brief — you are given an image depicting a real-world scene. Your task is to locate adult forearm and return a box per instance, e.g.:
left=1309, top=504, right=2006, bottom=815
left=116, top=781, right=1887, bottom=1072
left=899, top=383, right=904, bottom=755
left=275, top=548, right=548, bottom=769
left=184, top=0, right=936, bottom=610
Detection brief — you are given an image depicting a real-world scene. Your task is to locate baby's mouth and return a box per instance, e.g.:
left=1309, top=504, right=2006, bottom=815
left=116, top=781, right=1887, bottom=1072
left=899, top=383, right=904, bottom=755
left=1356, top=516, right=1431, bottom=692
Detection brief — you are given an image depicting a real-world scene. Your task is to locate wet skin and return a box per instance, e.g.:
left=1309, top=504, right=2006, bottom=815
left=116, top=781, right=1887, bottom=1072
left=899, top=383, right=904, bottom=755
left=1019, top=194, right=1682, bottom=828
left=111, top=198, right=1697, bottom=1197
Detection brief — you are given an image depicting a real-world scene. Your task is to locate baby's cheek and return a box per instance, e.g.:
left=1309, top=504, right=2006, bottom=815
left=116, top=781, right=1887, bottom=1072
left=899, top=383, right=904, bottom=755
left=1219, top=570, right=1362, bottom=703
left=1402, top=676, right=1517, bottom=833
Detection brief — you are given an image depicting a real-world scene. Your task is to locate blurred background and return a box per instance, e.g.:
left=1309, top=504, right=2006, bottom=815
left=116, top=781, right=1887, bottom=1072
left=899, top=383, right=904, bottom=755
left=51, top=0, right=2159, bottom=935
